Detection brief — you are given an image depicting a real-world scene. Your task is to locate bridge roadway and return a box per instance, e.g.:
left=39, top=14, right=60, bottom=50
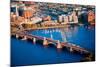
left=11, top=32, right=90, bottom=55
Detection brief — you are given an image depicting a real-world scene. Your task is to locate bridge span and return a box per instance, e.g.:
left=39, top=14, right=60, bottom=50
left=11, top=32, right=90, bottom=56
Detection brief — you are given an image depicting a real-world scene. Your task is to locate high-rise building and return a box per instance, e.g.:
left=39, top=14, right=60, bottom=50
left=18, top=7, right=24, bottom=16
left=64, top=16, right=69, bottom=24
left=71, top=11, right=78, bottom=23
left=88, top=10, right=95, bottom=24
left=11, top=6, right=16, bottom=13
left=11, top=13, right=17, bottom=22
left=68, top=15, right=73, bottom=22
left=22, top=7, right=33, bottom=19
left=58, top=15, right=63, bottom=22
left=11, top=4, right=19, bottom=17
left=73, top=16, right=78, bottom=23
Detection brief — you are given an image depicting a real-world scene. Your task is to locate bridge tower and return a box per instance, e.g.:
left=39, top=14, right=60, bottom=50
left=21, top=36, right=27, bottom=40
left=32, top=38, right=36, bottom=44
left=69, top=47, right=73, bottom=52
left=16, top=34, right=19, bottom=38
left=43, top=37, right=48, bottom=46
left=57, top=40, right=62, bottom=51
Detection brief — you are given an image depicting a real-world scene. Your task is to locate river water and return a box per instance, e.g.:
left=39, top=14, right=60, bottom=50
left=11, top=25, right=95, bottom=66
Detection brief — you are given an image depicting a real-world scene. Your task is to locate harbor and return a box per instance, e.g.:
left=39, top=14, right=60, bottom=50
left=11, top=1, right=95, bottom=66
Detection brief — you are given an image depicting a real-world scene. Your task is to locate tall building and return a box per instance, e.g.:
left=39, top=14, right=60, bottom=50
left=11, top=13, right=17, bottom=22
left=22, top=7, right=33, bottom=19
left=88, top=10, right=95, bottom=24
left=11, top=4, right=19, bottom=17
left=72, top=11, right=78, bottom=23
left=63, top=16, right=69, bottom=24
left=68, top=14, right=73, bottom=22
left=70, top=11, right=78, bottom=23
left=58, top=14, right=69, bottom=24
left=11, top=6, right=16, bottom=13
left=59, top=15, right=67, bottom=23
left=18, top=7, right=24, bottom=16
left=58, top=15, right=63, bottom=22
left=73, top=16, right=78, bottom=23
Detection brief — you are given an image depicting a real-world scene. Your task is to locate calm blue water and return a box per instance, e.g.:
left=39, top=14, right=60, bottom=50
left=11, top=25, right=95, bottom=66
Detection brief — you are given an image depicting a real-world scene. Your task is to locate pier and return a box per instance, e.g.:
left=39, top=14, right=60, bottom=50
left=11, top=31, right=90, bottom=56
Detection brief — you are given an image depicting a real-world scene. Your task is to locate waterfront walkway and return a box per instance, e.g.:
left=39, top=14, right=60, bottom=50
left=22, top=23, right=79, bottom=30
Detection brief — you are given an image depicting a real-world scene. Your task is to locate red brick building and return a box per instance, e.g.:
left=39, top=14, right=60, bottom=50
left=88, top=10, right=95, bottom=24
left=22, top=7, right=33, bottom=19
